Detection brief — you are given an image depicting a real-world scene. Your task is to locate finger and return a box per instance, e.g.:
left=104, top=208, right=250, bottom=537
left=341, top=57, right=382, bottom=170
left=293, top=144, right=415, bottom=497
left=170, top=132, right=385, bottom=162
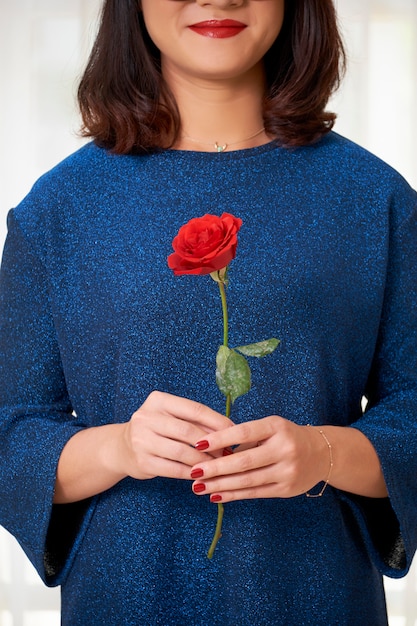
left=190, top=444, right=275, bottom=482
left=132, top=410, right=224, bottom=454
left=192, top=461, right=277, bottom=493
left=138, top=454, right=202, bottom=481
left=136, top=427, right=216, bottom=465
left=194, top=416, right=281, bottom=452
left=156, top=436, right=215, bottom=467
left=208, top=482, right=285, bottom=503
left=141, top=391, right=233, bottom=431
left=207, top=474, right=308, bottom=502
left=128, top=429, right=214, bottom=479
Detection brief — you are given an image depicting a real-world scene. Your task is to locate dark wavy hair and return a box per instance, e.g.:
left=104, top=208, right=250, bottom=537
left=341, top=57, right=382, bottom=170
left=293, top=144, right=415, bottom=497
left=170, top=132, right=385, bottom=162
left=78, top=0, right=346, bottom=154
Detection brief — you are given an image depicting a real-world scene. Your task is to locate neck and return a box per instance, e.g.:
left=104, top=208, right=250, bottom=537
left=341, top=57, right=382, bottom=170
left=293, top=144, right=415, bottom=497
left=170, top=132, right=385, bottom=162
left=163, top=63, right=269, bottom=152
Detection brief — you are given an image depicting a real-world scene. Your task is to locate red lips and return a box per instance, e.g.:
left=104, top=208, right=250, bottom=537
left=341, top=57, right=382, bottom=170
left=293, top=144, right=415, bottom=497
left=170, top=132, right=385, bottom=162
left=189, top=19, right=247, bottom=39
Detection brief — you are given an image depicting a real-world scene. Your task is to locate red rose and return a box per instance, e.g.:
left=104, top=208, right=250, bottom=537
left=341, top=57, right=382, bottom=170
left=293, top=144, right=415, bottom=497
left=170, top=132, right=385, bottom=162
left=167, top=213, right=243, bottom=276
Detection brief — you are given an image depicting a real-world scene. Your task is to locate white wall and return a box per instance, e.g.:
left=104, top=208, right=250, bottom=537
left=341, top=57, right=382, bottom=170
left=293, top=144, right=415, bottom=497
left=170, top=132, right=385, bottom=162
left=0, top=1, right=416, bottom=624
left=332, top=0, right=417, bottom=189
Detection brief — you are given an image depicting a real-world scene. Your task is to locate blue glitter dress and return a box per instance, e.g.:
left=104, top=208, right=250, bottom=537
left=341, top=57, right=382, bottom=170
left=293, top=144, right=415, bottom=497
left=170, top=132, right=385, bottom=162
left=1, top=133, right=417, bottom=625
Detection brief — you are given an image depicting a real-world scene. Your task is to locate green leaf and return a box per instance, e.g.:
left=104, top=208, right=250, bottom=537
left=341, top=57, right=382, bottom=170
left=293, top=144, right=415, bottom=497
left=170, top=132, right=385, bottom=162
left=216, top=346, right=251, bottom=404
left=215, top=345, right=231, bottom=396
left=235, top=338, right=280, bottom=358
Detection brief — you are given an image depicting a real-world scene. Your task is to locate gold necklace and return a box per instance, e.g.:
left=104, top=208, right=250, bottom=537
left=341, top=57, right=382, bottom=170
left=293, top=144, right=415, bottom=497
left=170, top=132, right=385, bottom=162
left=182, top=127, right=265, bottom=153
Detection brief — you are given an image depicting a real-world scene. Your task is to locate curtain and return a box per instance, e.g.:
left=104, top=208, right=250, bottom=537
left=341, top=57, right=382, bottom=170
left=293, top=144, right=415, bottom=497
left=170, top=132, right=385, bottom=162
left=0, top=1, right=416, bottom=624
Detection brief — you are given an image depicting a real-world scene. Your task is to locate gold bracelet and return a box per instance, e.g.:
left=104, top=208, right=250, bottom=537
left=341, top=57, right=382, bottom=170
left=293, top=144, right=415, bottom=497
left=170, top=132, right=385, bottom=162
left=305, top=426, right=333, bottom=498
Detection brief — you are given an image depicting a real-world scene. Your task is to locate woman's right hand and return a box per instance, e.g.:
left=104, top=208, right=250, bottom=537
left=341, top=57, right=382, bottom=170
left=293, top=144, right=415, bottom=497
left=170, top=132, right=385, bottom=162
left=55, top=391, right=232, bottom=503
left=119, top=391, right=233, bottom=481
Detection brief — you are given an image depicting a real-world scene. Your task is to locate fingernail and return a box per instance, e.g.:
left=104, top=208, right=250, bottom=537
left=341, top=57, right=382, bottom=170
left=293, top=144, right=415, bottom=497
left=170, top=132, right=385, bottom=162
left=222, top=447, right=233, bottom=456
left=190, top=468, right=204, bottom=479
left=210, top=494, right=222, bottom=503
left=195, top=440, right=209, bottom=451
left=193, top=483, right=206, bottom=493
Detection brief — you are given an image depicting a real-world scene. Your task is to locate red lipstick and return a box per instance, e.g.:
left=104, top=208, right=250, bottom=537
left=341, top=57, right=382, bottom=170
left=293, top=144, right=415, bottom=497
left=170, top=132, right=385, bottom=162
left=189, top=19, right=247, bottom=39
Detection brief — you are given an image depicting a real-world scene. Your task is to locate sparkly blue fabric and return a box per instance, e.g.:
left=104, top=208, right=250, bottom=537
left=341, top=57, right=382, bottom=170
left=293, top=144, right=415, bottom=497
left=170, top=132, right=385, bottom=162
left=1, top=132, right=417, bottom=625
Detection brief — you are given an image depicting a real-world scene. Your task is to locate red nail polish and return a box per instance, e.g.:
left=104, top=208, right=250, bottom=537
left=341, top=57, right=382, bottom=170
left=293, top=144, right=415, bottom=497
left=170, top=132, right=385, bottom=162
left=195, top=440, right=209, bottom=451
left=222, top=447, right=233, bottom=456
left=190, top=468, right=204, bottom=479
left=210, top=494, right=222, bottom=503
left=193, top=483, right=206, bottom=493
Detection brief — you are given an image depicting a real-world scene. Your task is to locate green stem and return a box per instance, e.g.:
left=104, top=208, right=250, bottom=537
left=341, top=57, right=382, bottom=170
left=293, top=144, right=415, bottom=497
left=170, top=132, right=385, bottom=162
left=207, top=502, right=224, bottom=559
left=225, top=394, right=231, bottom=420
left=218, top=280, right=231, bottom=418
left=218, top=280, right=229, bottom=348
left=207, top=278, right=230, bottom=559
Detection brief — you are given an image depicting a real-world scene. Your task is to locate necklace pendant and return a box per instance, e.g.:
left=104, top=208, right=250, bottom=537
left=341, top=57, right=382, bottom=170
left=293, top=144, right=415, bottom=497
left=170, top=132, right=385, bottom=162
left=214, top=142, right=227, bottom=153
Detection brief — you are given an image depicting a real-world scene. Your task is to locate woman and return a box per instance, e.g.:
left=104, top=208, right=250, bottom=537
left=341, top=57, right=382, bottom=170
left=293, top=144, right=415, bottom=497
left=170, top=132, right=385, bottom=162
left=1, top=0, right=416, bottom=624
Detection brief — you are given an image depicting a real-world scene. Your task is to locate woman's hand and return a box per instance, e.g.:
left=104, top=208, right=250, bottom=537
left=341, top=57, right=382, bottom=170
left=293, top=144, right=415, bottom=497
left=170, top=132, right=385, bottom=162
left=189, top=416, right=388, bottom=503
left=120, top=390, right=233, bottom=481
left=55, top=391, right=232, bottom=503
left=189, top=416, right=329, bottom=502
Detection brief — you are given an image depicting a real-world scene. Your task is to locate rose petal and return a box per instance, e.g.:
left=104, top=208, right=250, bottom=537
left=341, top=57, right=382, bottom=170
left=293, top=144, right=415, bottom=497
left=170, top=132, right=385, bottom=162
left=168, top=213, right=242, bottom=276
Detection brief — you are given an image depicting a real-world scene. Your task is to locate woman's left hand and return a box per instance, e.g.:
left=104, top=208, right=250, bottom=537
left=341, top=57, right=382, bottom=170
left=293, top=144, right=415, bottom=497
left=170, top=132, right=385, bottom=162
left=190, top=416, right=330, bottom=502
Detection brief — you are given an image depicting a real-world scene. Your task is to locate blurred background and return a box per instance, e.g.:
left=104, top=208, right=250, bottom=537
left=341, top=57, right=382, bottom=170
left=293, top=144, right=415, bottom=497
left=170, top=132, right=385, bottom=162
left=0, top=1, right=416, bottom=624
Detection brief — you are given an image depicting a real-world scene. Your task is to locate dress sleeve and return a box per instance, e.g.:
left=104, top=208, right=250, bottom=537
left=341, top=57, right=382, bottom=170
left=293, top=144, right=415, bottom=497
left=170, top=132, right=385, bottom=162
left=0, top=209, right=95, bottom=586
left=341, top=186, right=417, bottom=578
